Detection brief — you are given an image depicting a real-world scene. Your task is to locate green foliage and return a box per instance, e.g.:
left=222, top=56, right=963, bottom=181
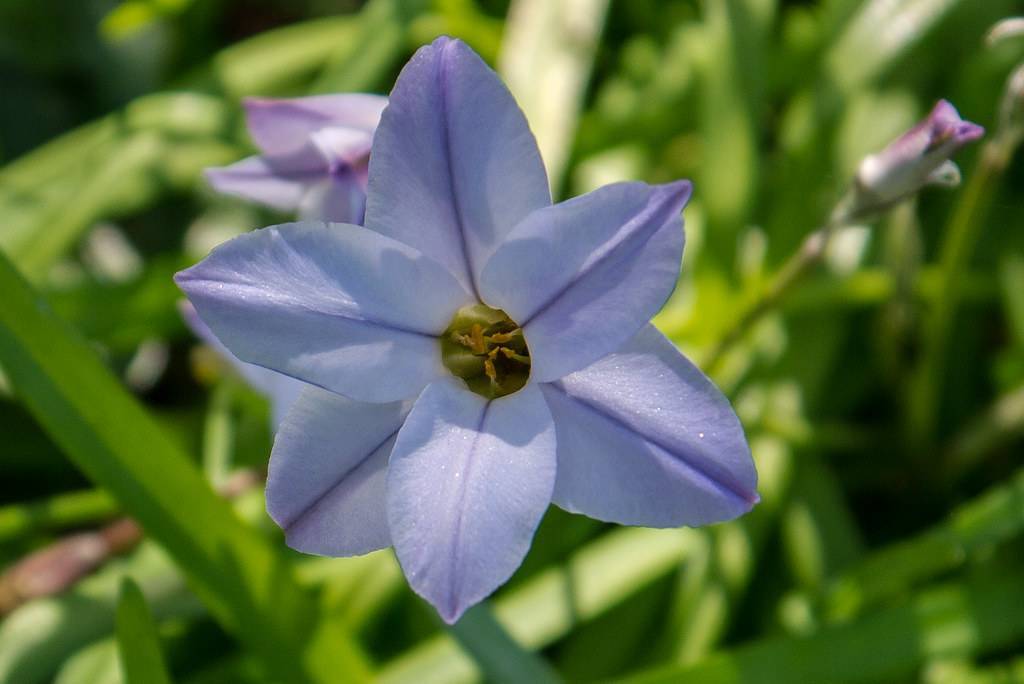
left=116, top=578, right=174, bottom=684
left=0, top=0, right=1022, bottom=682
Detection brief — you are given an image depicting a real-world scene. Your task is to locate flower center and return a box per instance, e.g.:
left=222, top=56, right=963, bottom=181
left=441, top=304, right=531, bottom=399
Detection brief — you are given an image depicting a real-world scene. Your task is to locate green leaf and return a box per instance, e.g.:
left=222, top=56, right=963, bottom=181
left=621, top=576, right=1024, bottom=684
left=0, top=488, right=118, bottom=544
left=0, top=542, right=198, bottom=684
left=697, top=0, right=772, bottom=259
left=116, top=578, right=174, bottom=684
left=820, top=466, right=1024, bottom=622
left=0, top=252, right=369, bottom=683
left=379, top=527, right=704, bottom=684
left=498, top=0, right=609, bottom=196
left=826, top=0, right=978, bottom=91
left=447, top=603, right=561, bottom=684
left=311, top=0, right=430, bottom=94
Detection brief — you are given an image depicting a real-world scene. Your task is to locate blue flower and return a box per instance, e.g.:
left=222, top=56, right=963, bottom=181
left=177, top=37, right=757, bottom=623
left=206, top=94, right=388, bottom=223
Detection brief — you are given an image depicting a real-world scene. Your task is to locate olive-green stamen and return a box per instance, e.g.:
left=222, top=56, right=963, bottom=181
left=441, top=304, right=531, bottom=399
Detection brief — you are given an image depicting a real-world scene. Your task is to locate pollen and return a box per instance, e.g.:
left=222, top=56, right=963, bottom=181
left=440, top=304, right=531, bottom=399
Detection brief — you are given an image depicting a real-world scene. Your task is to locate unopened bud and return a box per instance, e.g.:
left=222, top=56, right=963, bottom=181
left=986, top=17, right=1024, bottom=47
left=846, top=100, right=984, bottom=221
left=997, top=64, right=1024, bottom=151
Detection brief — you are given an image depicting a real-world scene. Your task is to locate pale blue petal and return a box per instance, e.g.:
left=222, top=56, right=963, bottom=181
left=479, top=181, right=691, bottom=382
left=387, top=380, right=555, bottom=623
left=175, top=222, right=473, bottom=403
left=298, top=173, right=367, bottom=224
left=364, top=36, right=550, bottom=295
left=179, top=300, right=305, bottom=428
left=267, top=386, right=411, bottom=556
left=308, top=127, right=373, bottom=170
left=244, top=95, right=387, bottom=155
left=540, top=325, right=758, bottom=527
left=204, top=156, right=313, bottom=211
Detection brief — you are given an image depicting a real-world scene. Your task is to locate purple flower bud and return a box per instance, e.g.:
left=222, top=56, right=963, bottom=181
left=849, top=100, right=984, bottom=219
left=205, top=95, right=387, bottom=224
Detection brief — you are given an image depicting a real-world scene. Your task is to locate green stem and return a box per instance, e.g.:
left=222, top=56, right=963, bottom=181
left=202, top=382, right=235, bottom=487
left=906, top=142, right=1011, bottom=446
left=704, top=220, right=842, bottom=372
left=944, top=383, right=1024, bottom=481
left=0, top=489, right=118, bottom=544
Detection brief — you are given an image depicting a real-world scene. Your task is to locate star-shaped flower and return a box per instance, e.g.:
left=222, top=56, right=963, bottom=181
left=206, top=94, right=387, bottom=223
left=177, top=37, right=758, bottom=623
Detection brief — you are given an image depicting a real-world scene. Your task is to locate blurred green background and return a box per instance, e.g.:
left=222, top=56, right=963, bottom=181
left=1, top=0, right=1023, bottom=682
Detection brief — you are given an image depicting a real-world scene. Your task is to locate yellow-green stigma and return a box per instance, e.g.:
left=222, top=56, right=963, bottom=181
left=441, top=304, right=531, bottom=399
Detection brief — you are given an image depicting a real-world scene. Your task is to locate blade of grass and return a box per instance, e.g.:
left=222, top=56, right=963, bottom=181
left=447, top=602, right=562, bottom=684
left=817, top=465, right=1024, bottom=623
left=379, top=526, right=702, bottom=684
left=0, top=542, right=198, bottom=684
left=661, top=433, right=794, bottom=663
left=498, top=0, right=610, bottom=196
left=697, top=0, right=772, bottom=261
left=621, top=575, right=1024, bottom=684
left=826, top=0, right=971, bottom=91
left=11, top=132, right=162, bottom=278
left=0, top=253, right=369, bottom=683
left=211, top=15, right=362, bottom=96
left=780, top=454, right=864, bottom=595
left=944, top=384, right=1024, bottom=481
left=116, top=578, right=174, bottom=684
left=907, top=138, right=1017, bottom=449
left=311, top=0, right=429, bottom=94
left=0, top=489, right=118, bottom=544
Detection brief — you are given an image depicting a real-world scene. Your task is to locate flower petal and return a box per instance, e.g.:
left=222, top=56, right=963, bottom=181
left=179, top=301, right=305, bottom=427
left=308, top=127, right=374, bottom=170
left=364, top=37, right=550, bottom=295
left=298, top=173, right=367, bottom=224
left=204, top=155, right=315, bottom=211
left=267, top=386, right=411, bottom=556
left=244, top=95, right=387, bottom=155
left=387, top=380, right=555, bottom=623
left=175, top=222, right=472, bottom=402
left=540, top=324, right=758, bottom=527
left=479, top=181, right=691, bottom=382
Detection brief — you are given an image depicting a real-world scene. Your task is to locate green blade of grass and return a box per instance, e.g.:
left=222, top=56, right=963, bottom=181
left=379, top=526, right=703, bottom=684
left=0, top=252, right=369, bottom=683
left=311, top=0, right=429, bottom=94
left=827, top=0, right=974, bottom=91
left=116, top=578, right=174, bottom=684
left=697, top=0, right=772, bottom=261
left=447, top=602, right=562, bottom=684
left=498, top=0, right=609, bottom=197
left=0, top=488, right=118, bottom=544
left=818, top=465, right=1024, bottom=622
left=621, top=575, right=1024, bottom=684
left=0, top=542, right=198, bottom=684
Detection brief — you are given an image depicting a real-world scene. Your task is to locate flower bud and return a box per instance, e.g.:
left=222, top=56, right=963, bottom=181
left=846, top=100, right=984, bottom=220
left=996, top=64, right=1024, bottom=151
left=986, top=17, right=1024, bottom=47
